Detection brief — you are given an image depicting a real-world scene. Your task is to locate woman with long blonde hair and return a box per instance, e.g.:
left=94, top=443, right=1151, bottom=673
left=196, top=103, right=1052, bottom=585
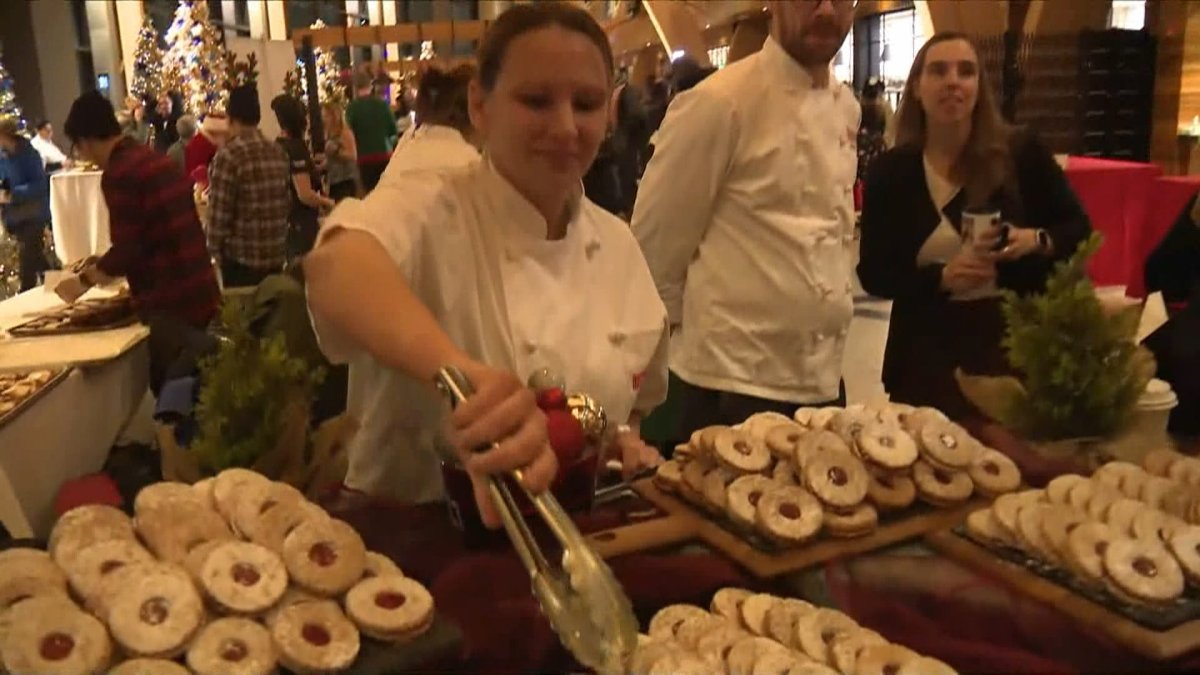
left=322, top=102, right=360, bottom=201
left=857, top=32, right=1091, bottom=418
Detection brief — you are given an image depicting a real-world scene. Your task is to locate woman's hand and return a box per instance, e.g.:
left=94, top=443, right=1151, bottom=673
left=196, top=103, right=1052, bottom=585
left=995, top=226, right=1042, bottom=261
left=447, top=360, right=558, bottom=528
left=940, top=250, right=996, bottom=295
left=611, top=428, right=664, bottom=481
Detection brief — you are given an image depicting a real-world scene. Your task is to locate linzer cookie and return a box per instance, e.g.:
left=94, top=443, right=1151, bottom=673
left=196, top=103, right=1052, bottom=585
left=764, top=598, right=813, bottom=648
left=282, top=518, right=366, bottom=596
left=794, top=430, right=851, bottom=470
left=108, top=659, right=191, bottom=675
left=738, top=593, right=777, bottom=636
left=136, top=502, right=233, bottom=564
left=967, top=449, right=1021, bottom=497
left=231, top=481, right=305, bottom=541
left=199, top=541, right=289, bottom=615
left=269, top=600, right=360, bottom=674
left=49, top=504, right=137, bottom=566
left=211, top=468, right=272, bottom=522
left=794, top=607, right=857, bottom=664
left=708, top=587, right=752, bottom=625
left=701, top=466, right=738, bottom=515
left=726, top=475, right=774, bottom=531
left=853, top=421, right=918, bottom=471
left=185, top=617, right=278, bottom=675
left=1102, top=537, right=1184, bottom=605
left=105, top=564, right=204, bottom=658
left=917, top=420, right=978, bottom=471
left=344, top=575, right=435, bottom=642
left=250, top=499, right=329, bottom=553
left=0, top=595, right=112, bottom=675
left=713, top=428, right=771, bottom=474
left=133, top=481, right=204, bottom=518
left=912, top=461, right=973, bottom=508
left=725, top=635, right=789, bottom=674
left=652, top=459, right=683, bottom=493
left=824, top=503, right=879, bottom=538
left=363, top=551, right=404, bottom=579
left=754, top=486, right=823, bottom=546
left=63, top=539, right=154, bottom=608
left=866, top=471, right=916, bottom=512
left=765, top=423, right=808, bottom=462
left=803, top=451, right=868, bottom=509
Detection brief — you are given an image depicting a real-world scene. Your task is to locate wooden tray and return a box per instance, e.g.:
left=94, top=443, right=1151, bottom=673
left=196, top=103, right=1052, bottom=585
left=635, top=478, right=988, bottom=578
left=0, top=369, right=70, bottom=430
left=7, top=312, right=138, bottom=338
left=926, top=529, right=1200, bottom=661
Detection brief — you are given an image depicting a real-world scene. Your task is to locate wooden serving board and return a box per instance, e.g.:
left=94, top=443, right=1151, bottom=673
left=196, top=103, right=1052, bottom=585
left=0, top=369, right=70, bottom=431
left=7, top=312, right=138, bottom=338
left=926, top=529, right=1200, bottom=661
left=585, top=511, right=701, bottom=559
left=636, top=478, right=987, bottom=578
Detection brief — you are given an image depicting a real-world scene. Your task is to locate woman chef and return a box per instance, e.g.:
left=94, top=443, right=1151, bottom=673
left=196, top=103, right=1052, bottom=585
left=305, top=2, right=667, bottom=526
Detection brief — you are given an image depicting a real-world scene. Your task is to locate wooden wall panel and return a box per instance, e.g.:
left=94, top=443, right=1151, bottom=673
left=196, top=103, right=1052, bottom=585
left=923, top=0, right=1008, bottom=36
left=1149, top=0, right=1199, bottom=174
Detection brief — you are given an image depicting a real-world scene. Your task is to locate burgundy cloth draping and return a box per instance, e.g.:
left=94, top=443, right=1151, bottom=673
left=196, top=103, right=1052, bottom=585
left=1132, top=175, right=1200, bottom=297
left=1065, top=156, right=1162, bottom=291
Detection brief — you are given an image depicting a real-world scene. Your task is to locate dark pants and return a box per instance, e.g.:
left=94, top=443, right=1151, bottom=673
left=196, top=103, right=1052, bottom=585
left=675, top=374, right=847, bottom=440
left=11, top=223, right=50, bottom=292
left=144, top=313, right=217, bottom=397
left=287, top=219, right=319, bottom=259
left=221, top=259, right=273, bottom=289
left=359, top=161, right=388, bottom=193
left=330, top=180, right=358, bottom=203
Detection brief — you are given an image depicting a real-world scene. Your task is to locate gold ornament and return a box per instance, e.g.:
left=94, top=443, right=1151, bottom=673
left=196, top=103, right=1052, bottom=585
left=566, top=393, right=608, bottom=442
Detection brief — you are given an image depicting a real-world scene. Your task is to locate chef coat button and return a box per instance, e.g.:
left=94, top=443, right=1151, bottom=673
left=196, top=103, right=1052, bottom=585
left=608, top=331, right=627, bottom=346
left=838, top=327, right=849, bottom=338
left=815, top=332, right=827, bottom=343
left=585, top=240, right=601, bottom=259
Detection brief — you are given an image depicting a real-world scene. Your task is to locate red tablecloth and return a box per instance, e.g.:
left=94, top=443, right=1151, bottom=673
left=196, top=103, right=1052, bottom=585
left=1065, top=156, right=1162, bottom=290
left=1131, top=175, right=1200, bottom=297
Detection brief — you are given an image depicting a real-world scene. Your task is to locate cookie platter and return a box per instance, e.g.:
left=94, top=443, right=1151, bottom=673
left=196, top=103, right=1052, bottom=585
left=640, top=404, right=1018, bottom=577
left=7, top=294, right=137, bottom=338
left=928, top=449, right=1200, bottom=660
left=629, top=588, right=957, bottom=674
left=0, top=368, right=67, bottom=428
left=0, top=469, right=450, bottom=675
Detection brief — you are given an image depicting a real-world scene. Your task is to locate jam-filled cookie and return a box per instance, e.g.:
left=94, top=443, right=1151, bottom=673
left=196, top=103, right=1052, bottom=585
left=199, top=541, right=289, bottom=615
left=701, top=466, right=739, bottom=516
left=108, top=658, right=191, bottom=675
left=1104, top=498, right=1146, bottom=537
left=270, top=600, right=360, bottom=675
left=803, top=451, right=869, bottom=509
left=1143, top=447, right=1182, bottom=477
left=1130, top=508, right=1187, bottom=544
left=1169, top=526, right=1200, bottom=585
left=967, top=449, right=1022, bottom=497
left=750, top=650, right=834, bottom=675
left=965, top=508, right=1011, bottom=548
left=793, top=407, right=817, bottom=428
left=770, top=458, right=800, bottom=486
left=64, top=539, right=154, bottom=608
left=49, top=505, right=137, bottom=566
left=764, top=597, right=813, bottom=648
left=653, top=459, right=684, bottom=494
left=696, top=425, right=731, bottom=456
left=1065, top=521, right=1120, bottom=585
left=714, top=428, right=772, bottom=474
left=648, top=603, right=709, bottom=639
left=727, top=475, right=776, bottom=531
left=854, top=422, right=918, bottom=471
left=1040, top=506, right=1089, bottom=562
left=990, top=490, right=1042, bottom=541
left=809, top=407, right=842, bottom=431
left=794, top=607, right=858, bottom=664
left=755, top=486, right=823, bottom=546
left=912, top=461, right=974, bottom=508
left=1139, top=476, right=1177, bottom=511
left=1084, top=483, right=1124, bottom=522
left=765, top=423, right=809, bottom=462
left=794, top=430, right=852, bottom=471
left=364, top=551, right=404, bottom=579
left=1045, top=474, right=1086, bottom=505
left=211, top=468, right=272, bottom=522
left=830, top=409, right=875, bottom=446
left=0, top=595, right=112, bottom=675
left=250, top=499, right=330, bottom=554
left=185, top=617, right=278, bottom=675
left=1014, top=504, right=1057, bottom=564
left=191, top=478, right=216, bottom=510
left=345, top=575, right=435, bottom=642
left=231, top=481, right=306, bottom=541
left=917, top=420, right=979, bottom=472
left=136, top=501, right=233, bottom=565
left=133, top=482, right=203, bottom=518
left=709, top=587, right=753, bottom=625
left=900, top=406, right=949, bottom=437
left=855, top=644, right=922, bottom=675
left=866, top=471, right=917, bottom=512
left=1103, top=537, right=1185, bottom=605
left=824, top=503, right=879, bottom=538
left=738, top=593, right=777, bottom=636
left=897, top=656, right=959, bottom=675
left=829, top=628, right=888, bottom=674
left=105, top=563, right=204, bottom=658
left=695, top=623, right=752, bottom=666
left=0, top=548, right=68, bottom=608
left=672, top=613, right=727, bottom=650
left=725, top=635, right=791, bottom=674
left=282, top=518, right=366, bottom=597
left=263, top=587, right=324, bottom=630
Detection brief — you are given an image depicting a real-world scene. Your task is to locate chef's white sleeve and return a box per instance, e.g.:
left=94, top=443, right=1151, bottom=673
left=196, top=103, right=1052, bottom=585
left=631, top=87, right=738, bottom=325
left=633, top=318, right=671, bottom=416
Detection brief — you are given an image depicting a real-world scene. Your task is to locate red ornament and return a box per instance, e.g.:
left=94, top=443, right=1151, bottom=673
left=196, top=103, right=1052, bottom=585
left=536, top=387, right=567, bottom=411
left=545, top=408, right=585, bottom=468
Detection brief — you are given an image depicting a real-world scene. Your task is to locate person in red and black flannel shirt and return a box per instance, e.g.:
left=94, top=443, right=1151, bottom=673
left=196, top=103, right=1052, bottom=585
left=55, top=91, right=220, bottom=331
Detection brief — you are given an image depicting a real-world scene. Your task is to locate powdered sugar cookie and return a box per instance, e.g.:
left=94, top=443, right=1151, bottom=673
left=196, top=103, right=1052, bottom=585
left=697, top=425, right=731, bottom=456
left=1015, top=504, right=1057, bottom=563
left=1045, top=474, right=1086, bottom=505
left=854, top=421, right=918, bottom=471
left=1104, top=537, right=1184, bottom=605
left=250, top=499, right=329, bottom=554
left=0, top=595, right=112, bottom=675
left=137, top=502, right=233, bottom=564
left=680, top=457, right=714, bottom=506
left=897, top=656, right=959, bottom=675
left=829, top=628, right=888, bottom=674
left=211, top=468, right=271, bottom=522
left=727, top=475, right=776, bottom=531
left=105, top=564, right=204, bottom=658
left=866, top=471, right=916, bottom=512
left=794, top=608, right=857, bottom=664
left=1143, top=448, right=1182, bottom=477
left=917, top=420, right=979, bottom=472
left=673, top=613, right=727, bottom=650
left=710, top=588, right=753, bottom=625
left=269, top=600, right=359, bottom=674
left=1169, top=527, right=1200, bottom=585
left=109, top=659, right=191, bottom=675
left=968, top=449, right=1022, bottom=497
left=714, top=428, right=772, bottom=474
left=764, top=597, right=813, bottom=648
left=726, top=635, right=790, bottom=674
left=856, top=644, right=922, bottom=675
left=755, top=486, right=823, bottom=546
left=185, top=617, right=277, bottom=675
left=912, top=461, right=974, bottom=508
left=794, top=430, right=851, bottom=470
left=965, top=508, right=1011, bottom=547
left=824, top=502, right=879, bottom=538
left=766, top=423, right=809, bottom=462
left=739, top=593, right=777, bottom=635
left=282, top=518, right=366, bottom=597
left=1131, top=508, right=1187, bottom=544
left=793, top=407, right=817, bottom=427
left=1169, top=457, right=1200, bottom=486
left=49, top=505, right=137, bottom=566
left=751, top=650, right=833, bottom=675
left=1066, top=522, right=1119, bottom=584
left=771, top=458, right=800, bottom=486
left=830, top=409, right=875, bottom=446
left=199, top=541, right=288, bottom=615
left=364, top=551, right=403, bottom=579
left=345, top=575, right=434, bottom=642
left=1139, top=476, right=1177, bottom=510
left=702, top=465, right=739, bottom=516
left=1084, top=484, right=1124, bottom=522
left=133, top=482, right=203, bottom=518
left=649, top=603, right=709, bottom=638
left=653, top=459, right=683, bottom=494
left=1040, top=506, right=1089, bottom=562
left=899, top=406, right=948, bottom=437
left=263, top=587, right=324, bottom=630
left=64, top=539, right=154, bottom=607
left=1104, top=498, right=1146, bottom=537
left=803, top=451, right=868, bottom=508
left=231, top=481, right=306, bottom=541
left=809, top=407, right=842, bottom=431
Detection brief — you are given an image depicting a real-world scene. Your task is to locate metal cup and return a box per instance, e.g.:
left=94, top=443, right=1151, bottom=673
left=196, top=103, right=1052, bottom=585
left=962, top=208, right=1002, bottom=253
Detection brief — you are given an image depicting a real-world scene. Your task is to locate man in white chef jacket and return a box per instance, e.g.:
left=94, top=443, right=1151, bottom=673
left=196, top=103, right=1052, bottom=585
left=632, top=0, right=860, bottom=435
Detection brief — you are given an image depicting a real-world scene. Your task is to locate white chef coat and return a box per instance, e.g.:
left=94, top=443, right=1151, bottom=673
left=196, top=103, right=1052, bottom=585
left=377, top=124, right=479, bottom=191
left=632, top=36, right=860, bottom=404
left=30, top=135, right=68, bottom=168
left=309, top=159, right=670, bottom=501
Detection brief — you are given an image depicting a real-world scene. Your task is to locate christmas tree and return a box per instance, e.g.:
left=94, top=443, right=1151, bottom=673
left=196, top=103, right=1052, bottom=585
left=164, top=0, right=228, bottom=115
left=131, top=15, right=165, bottom=101
left=0, top=232, right=20, bottom=301
left=0, top=50, right=27, bottom=134
left=284, top=20, right=346, bottom=108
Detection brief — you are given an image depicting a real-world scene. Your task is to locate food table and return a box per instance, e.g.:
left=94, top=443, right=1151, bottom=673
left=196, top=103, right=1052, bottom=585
left=50, top=169, right=111, bottom=266
left=0, top=286, right=149, bottom=538
left=1064, top=156, right=1162, bottom=291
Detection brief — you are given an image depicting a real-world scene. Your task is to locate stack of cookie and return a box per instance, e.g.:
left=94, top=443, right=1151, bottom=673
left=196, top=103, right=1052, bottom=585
left=654, top=404, right=1021, bottom=547
left=1142, top=448, right=1200, bottom=525
left=965, top=459, right=1200, bottom=606
left=628, top=588, right=957, bottom=674
left=0, top=369, right=59, bottom=417
left=0, top=469, right=435, bottom=675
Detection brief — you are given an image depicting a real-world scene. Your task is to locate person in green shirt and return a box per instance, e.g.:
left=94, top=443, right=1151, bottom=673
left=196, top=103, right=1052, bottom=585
left=345, top=72, right=398, bottom=193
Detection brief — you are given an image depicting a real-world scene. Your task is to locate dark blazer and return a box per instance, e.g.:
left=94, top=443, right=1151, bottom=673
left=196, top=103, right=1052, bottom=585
left=1145, top=193, right=1200, bottom=304
left=857, top=129, right=1091, bottom=416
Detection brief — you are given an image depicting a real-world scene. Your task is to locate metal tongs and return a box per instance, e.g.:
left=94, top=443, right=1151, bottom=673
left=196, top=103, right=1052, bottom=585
left=435, top=366, right=639, bottom=674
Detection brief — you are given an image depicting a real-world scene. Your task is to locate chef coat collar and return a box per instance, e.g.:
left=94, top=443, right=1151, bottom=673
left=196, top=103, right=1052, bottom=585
left=760, top=35, right=828, bottom=92
left=479, top=155, right=584, bottom=242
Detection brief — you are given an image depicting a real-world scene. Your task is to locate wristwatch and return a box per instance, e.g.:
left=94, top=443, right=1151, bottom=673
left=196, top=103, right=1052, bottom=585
left=1035, top=229, right=1052, bottom=254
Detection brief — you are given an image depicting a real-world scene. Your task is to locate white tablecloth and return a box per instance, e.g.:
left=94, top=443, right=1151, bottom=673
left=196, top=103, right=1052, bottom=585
left=50, top=170, right=110, bottom=266
left=0, top=287, right=150, bottom=538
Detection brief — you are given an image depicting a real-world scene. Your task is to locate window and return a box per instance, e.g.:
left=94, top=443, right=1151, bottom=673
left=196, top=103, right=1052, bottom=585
left=833, top=31, right=853, bottom=85
left=708, top=45, right=729, bottom=70
left=1109, top=0, right=1146, bottom=31
left=880, top=8, right=924, bottom=107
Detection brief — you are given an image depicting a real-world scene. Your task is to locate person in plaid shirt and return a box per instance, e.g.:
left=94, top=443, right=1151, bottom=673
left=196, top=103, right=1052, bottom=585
left=207, top=86, right=291, bottom=288
left=55, top=91, right=219, bottom=330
